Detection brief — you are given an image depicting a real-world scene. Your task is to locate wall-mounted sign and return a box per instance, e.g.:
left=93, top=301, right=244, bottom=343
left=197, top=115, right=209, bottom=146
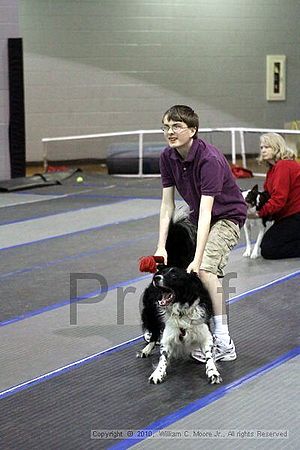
left=266, top=55, right=286, bottom=101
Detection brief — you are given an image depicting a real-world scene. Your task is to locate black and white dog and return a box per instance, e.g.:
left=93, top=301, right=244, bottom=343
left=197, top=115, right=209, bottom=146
left=242, top=185, right=271, bottom=259
left=137, top=212, right=222, bottom=385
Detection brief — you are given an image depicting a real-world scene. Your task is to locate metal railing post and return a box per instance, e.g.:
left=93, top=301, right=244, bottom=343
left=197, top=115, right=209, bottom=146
left=239, top=129, right=247, bottom=168
left=138, top=132, right=144, bottom=177
left=43, top=141, right=48, bottom=173
left=231, top=129, right=236, bottom=165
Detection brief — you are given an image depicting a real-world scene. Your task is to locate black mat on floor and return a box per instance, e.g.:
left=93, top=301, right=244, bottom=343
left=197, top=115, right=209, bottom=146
left=0, top=174, right=62, bottom=192
left=0, top=170, right=85, bottom=192
left=1, top=276, right=299, bottom=449
left=9, top=174, right=164, bottom=201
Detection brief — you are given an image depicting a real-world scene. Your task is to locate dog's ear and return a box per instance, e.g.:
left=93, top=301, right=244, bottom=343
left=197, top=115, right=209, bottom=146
left=252, top=184, right=259, bottom=192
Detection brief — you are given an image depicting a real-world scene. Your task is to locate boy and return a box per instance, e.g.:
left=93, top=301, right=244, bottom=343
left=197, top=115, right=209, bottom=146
left=155, top=105, right=247, bottom=361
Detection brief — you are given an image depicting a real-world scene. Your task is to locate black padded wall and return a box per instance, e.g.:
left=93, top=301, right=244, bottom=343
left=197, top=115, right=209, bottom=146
left=8, top=38, right=26, bottom=178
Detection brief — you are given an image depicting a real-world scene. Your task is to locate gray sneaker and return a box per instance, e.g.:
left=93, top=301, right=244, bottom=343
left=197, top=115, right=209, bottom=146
left=190, top=348, right=206, bottom=363
left=191, top=337, right=237, bottom=363
left=213, top=336, right=237, bottom=361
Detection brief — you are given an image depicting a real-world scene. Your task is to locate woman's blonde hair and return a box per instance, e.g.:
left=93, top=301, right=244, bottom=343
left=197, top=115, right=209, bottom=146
left=258, top=132, right=296, bottom=164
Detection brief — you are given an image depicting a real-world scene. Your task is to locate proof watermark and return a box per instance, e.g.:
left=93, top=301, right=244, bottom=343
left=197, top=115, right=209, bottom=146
left=69, top=273, right=108, bottom=325
left=69, top=271, right=238, bottom=325
left=90, top=428, right=289, bottom=440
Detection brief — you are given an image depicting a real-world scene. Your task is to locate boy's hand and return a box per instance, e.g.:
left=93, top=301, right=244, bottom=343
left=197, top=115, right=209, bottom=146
left=154, top=248, right=168, bottom=265
left=187, top=260, right=200, bottom=276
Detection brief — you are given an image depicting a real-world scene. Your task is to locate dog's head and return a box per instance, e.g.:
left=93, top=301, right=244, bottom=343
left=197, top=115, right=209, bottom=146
left=152, top=266, right=211, bottom=312
left=244, top=185, right=270, bottom=210
left=243, top=184, right=259, bottom=207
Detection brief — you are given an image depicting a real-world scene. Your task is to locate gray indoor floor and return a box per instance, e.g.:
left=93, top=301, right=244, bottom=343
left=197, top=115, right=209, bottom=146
left=0, top=171, right=299, bottom=450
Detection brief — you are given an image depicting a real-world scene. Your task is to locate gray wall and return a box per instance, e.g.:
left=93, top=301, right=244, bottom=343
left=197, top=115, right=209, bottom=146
left=0, top=0, right=20, bottom=180
left=19, top=0, right=300, bottom=162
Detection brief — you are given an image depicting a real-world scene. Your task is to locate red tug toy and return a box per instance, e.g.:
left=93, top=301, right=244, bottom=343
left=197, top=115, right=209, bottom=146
left=138, top=255, right=165, bottom=273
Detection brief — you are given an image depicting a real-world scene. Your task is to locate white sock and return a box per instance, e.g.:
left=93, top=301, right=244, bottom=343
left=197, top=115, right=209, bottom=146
left=213, top=315, right=230, bottom=345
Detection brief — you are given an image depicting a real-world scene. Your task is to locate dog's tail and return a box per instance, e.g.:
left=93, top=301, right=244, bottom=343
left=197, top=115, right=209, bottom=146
left=166, top=206, right=197, bottom=269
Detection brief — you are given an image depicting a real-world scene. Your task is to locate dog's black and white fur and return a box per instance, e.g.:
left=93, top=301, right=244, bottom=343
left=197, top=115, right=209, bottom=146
left=137, top=211, right=222, bottom=385
left=242, top=185, right=271, bottom=259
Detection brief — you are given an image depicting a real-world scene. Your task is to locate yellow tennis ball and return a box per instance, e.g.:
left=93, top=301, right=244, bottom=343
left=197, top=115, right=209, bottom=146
left=76, top=176, right=84, bottom=183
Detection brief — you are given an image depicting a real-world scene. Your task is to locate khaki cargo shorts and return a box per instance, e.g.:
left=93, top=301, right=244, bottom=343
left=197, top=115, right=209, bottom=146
left=200, top=219, right=240, bottom=277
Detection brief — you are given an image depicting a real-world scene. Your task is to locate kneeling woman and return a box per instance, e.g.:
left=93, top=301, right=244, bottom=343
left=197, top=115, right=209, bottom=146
left=256, top=132, right=300, bottom=259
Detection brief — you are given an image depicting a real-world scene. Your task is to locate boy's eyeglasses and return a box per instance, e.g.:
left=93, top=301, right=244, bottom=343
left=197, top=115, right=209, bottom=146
left=161, top=124, right=189, bottom=134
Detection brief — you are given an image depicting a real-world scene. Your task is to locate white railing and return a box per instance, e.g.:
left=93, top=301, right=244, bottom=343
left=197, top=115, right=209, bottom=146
left=42, top=127, right=300, bottom=177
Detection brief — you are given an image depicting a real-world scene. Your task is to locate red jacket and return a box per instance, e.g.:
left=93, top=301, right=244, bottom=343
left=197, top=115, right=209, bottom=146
left=258, top=160, right=300, bottom=221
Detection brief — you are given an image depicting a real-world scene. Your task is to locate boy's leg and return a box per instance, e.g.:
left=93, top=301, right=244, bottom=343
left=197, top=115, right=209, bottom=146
left=192, top=219, right=240, bottom=362
left=198, top=270, right=236, bottom=361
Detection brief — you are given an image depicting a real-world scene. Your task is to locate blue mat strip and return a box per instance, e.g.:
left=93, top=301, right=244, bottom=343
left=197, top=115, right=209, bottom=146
left=110, top=347, right=300, bottom=449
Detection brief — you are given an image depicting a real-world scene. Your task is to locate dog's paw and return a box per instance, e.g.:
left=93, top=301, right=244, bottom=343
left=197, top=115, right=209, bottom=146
left=148, top=371, right=165, bottom=384
left=136, top=351, right=147, bottom=358
left=148, top=364, right=167, bottom=384
left=250, top=250, right=260, bottom=259
left=206, top=361, right=222, bottom=384
left=208, top=373, right=222, bottom=384
left=136, top=342, right=155, bottom=358
left=242, top=248, right=251, bottom=257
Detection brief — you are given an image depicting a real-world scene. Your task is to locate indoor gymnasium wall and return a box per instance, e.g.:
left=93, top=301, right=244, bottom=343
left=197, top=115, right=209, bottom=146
left=19, top=0, right=300, bottom=162
left=0, top=0, right=20, bottom=180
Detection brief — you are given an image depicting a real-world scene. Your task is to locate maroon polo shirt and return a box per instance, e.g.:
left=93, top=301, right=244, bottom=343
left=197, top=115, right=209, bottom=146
left=159, top=138, right=247, bottom=228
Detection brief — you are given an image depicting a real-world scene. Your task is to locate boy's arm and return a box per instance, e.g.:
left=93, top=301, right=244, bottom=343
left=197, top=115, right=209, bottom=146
left=154, top=186, right=175, bottom=263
